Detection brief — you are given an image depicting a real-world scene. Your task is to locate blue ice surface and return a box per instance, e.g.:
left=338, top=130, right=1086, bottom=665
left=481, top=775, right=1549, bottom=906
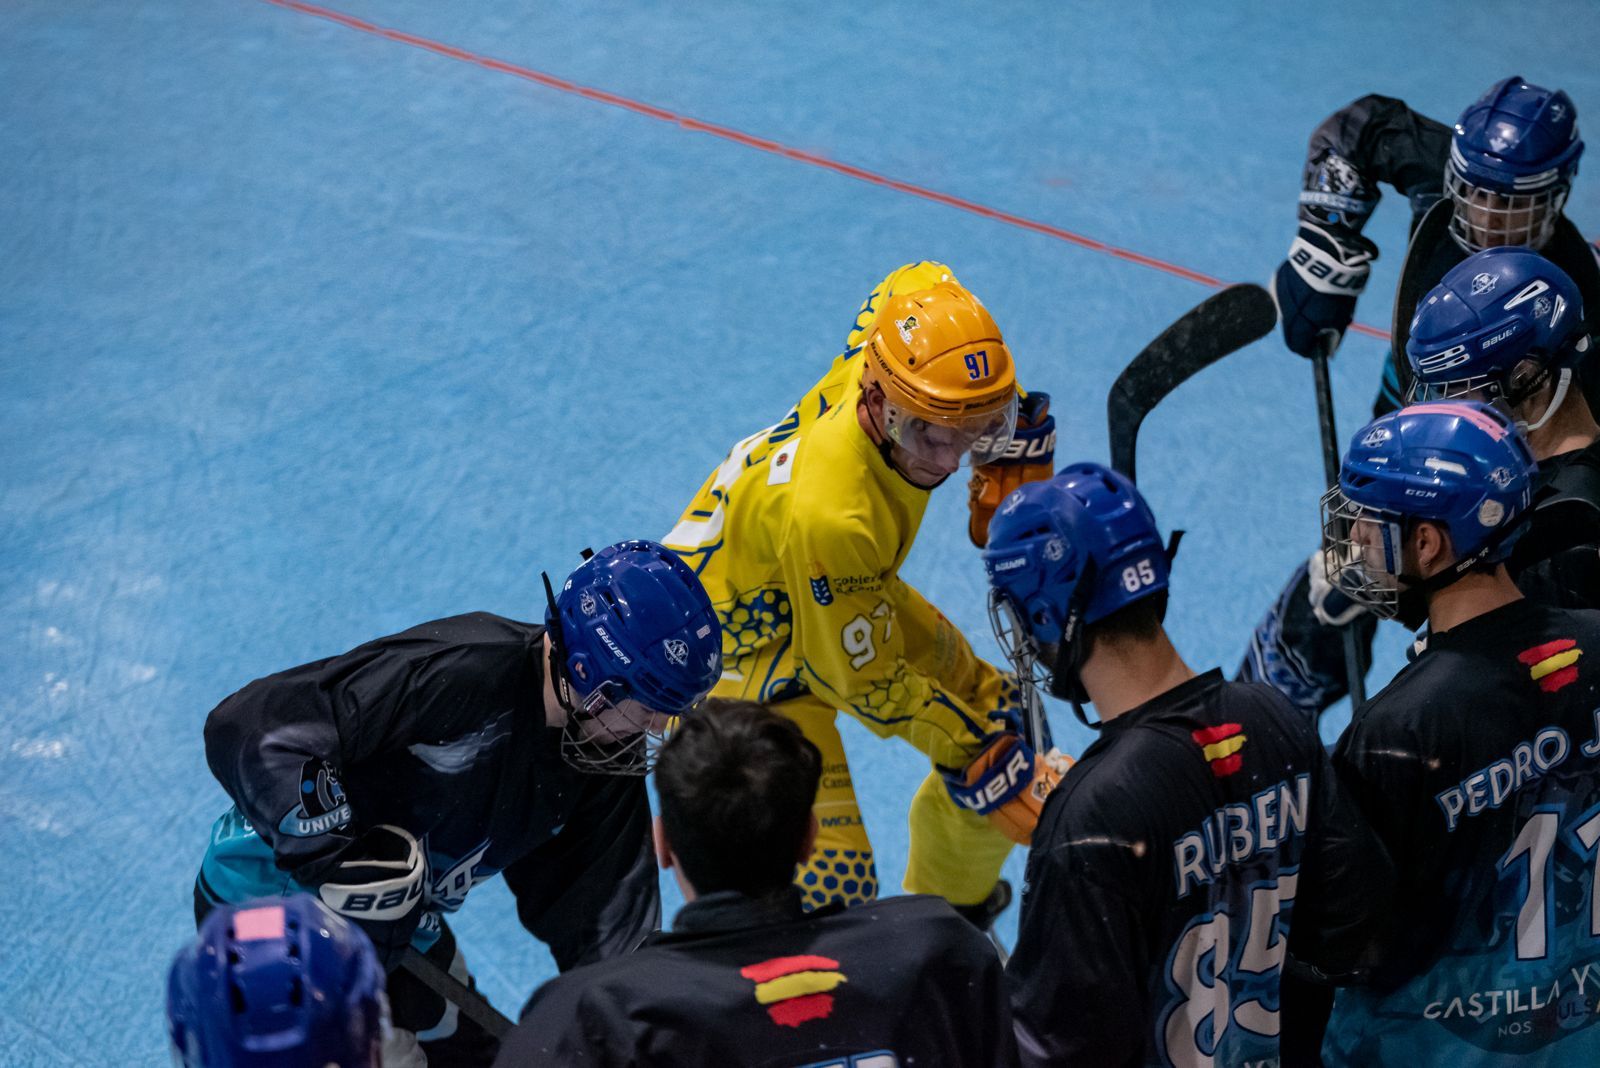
left=2, top=0, right=1596, bottom=1060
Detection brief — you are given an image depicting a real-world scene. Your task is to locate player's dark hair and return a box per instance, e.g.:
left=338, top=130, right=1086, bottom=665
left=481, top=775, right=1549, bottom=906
left=1087, top=589, right=1168, bottom=646
left=655, top=699, right=822, bottom=898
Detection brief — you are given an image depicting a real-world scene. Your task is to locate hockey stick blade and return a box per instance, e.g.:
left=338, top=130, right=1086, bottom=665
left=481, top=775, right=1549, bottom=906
left=1107, top=284, right=1278, bottom=482
left=400, top=947, right=514, bottom=1040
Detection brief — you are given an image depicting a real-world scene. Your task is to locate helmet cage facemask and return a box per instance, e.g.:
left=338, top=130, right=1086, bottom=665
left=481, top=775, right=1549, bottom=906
left=988, top=588, right=1054, bottom=709
left=1408, top=344, right=1587, bottom=433
left=1321, top=485, right=1533, bottom=623
left=1445, top=161, right=1570, bottom=253
left=541, top=570, right=673, bottom=776
left=987, top=562, right=1099, bottom=731
left=560, top=679, right=673, bottom=775
left=1321, top=489, right=1407, bottom=620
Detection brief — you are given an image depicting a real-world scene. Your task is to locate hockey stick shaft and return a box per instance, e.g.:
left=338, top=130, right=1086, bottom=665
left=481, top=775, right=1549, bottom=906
left=988, top=928, right=1011, bottom=966
left=1023, top=686, right=1052, bottom=754
left=400, top=946, right=514, bottom=1040
left=1310, top=330, right=1368, bottom=708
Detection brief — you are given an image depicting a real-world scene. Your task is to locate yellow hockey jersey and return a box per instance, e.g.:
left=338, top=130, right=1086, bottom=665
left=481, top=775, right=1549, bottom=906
left=664, top=354, right=1014, bottom=769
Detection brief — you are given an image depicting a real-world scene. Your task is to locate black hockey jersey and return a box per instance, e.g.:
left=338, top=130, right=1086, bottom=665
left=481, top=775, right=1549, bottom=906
left=1327, top=598, right=1600, bottom=1064
left=1296, top=94, right=1600, bottom=413
left=1008, top=670, right=1388, bottom=1067
left=498, top=889, right=1016, bottom=1067
left=199, top=612, right=658, bottom=971
left=1513, top=439, right=1600, bottom=610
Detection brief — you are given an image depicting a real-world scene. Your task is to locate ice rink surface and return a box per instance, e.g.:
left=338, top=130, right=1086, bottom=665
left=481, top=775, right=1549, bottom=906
left=3, top=1, right=1597, bottom=1060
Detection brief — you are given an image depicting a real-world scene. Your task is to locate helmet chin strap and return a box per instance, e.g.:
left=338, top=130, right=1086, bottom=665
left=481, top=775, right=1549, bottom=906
left=1391, top=506, right=1539, bottom=629
left=540, top=572, right=577, bottom=716
left=1044, top=563, right=1100, bottom=731
left=1518, top=367, right=1573, bottom=433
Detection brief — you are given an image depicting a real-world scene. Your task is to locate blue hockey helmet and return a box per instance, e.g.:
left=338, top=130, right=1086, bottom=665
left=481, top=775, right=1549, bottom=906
left=167, top=894, right=386, bottom=1068
left=983, top=463, right=1172, bottom=718
left=544, top=539, right=721, bottom=774
left=1406, top=246, right=1589, bottom=430
left=1321, top=402, right=1537, bottom=621
left=1447, top=77, right=1583, bottom=252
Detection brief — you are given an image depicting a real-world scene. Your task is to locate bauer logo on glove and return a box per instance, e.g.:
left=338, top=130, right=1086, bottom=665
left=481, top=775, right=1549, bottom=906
left=969, top=391, right=1056, bottom=547
left=942, top=732, right=1072, bottom=845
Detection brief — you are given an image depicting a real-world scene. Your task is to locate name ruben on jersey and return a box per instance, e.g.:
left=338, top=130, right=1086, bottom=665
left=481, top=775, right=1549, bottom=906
left=1173, top=773, right=1310, bottom=898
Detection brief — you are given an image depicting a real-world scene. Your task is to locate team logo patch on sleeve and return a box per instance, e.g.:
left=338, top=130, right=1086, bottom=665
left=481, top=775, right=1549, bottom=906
left=1518, top=638, right=1582, bottom=693
left=277, top=759, right=352, bottom=837
left=740, top=955, right=847, bottom=1027
left=1191, top=723, right=1246, bottom=777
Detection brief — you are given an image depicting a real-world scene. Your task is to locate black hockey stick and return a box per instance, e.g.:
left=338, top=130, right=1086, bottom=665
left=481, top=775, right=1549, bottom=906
left=400, top=947, right=514, bottom=1041
left=1388, top=199, right=1454, bottom=397
left=1309, top=329, right=1368, bottom=708
left=1107, top=284, right=1278, bottom=482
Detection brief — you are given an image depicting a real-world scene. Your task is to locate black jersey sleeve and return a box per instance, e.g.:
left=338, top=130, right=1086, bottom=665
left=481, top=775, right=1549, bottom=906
left=1332, top=700, right=1431, bottom=867
left=1298, top=94, right=1452, bottom=234
left=204, top=654, right=398, bottom=884
left=203, top=614, right=540, bottom=884
left=1012, top=865, right=1148, bottom=1066
left=1331, top=691, right=1450, bottom=987
left=503, top=770, right=659, bottom=975
left=1009, top=788, right=1155, bottom=1067
left=1287, top=741, right=1395, bottom=979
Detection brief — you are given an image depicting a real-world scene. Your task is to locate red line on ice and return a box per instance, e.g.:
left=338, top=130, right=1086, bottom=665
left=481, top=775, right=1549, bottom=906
left=260, top=0, right=1392, bottom=341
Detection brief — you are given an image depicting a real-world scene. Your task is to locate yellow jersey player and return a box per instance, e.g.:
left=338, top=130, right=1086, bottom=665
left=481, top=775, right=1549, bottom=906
left=665, top=263, right=1063, bottom=923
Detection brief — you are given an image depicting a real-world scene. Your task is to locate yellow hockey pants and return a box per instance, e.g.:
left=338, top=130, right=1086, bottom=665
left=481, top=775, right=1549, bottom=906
left=774, top=693, right=1014, bottom=909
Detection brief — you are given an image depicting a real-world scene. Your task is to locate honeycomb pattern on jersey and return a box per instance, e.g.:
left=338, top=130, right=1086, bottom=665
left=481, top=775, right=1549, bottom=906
left=720, top=587, right=792, bottom=662
left=798, top=847, right=879, bottom=910
left=996, top=673, right=1025, bottom=725
left=842, top=674, right=910, bottom=724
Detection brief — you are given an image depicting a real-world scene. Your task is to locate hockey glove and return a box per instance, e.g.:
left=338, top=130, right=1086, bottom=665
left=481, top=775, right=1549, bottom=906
left=1306, top=545, right=1367, bottom=628
left=968, top=390, right=1056, bottom=547
left=1273, top=222, right=1377, bottom=358
left=942, top=731, right=1073, bottom=846
left=317, top=824, right=427, bottom=970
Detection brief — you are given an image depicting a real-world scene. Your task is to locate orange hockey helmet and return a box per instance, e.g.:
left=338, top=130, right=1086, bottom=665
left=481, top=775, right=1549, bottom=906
left=843, top=260, right=960, bottom=356
left=861, top=281, right=1019, bottom=470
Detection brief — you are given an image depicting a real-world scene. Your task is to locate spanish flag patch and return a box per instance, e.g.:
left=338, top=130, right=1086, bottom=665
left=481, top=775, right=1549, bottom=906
left=1191, top=723, right=1246, bottom=778
left=1518, top=639, right=1582, bottom=694
left=740, top=955, right=847, bottom=1028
